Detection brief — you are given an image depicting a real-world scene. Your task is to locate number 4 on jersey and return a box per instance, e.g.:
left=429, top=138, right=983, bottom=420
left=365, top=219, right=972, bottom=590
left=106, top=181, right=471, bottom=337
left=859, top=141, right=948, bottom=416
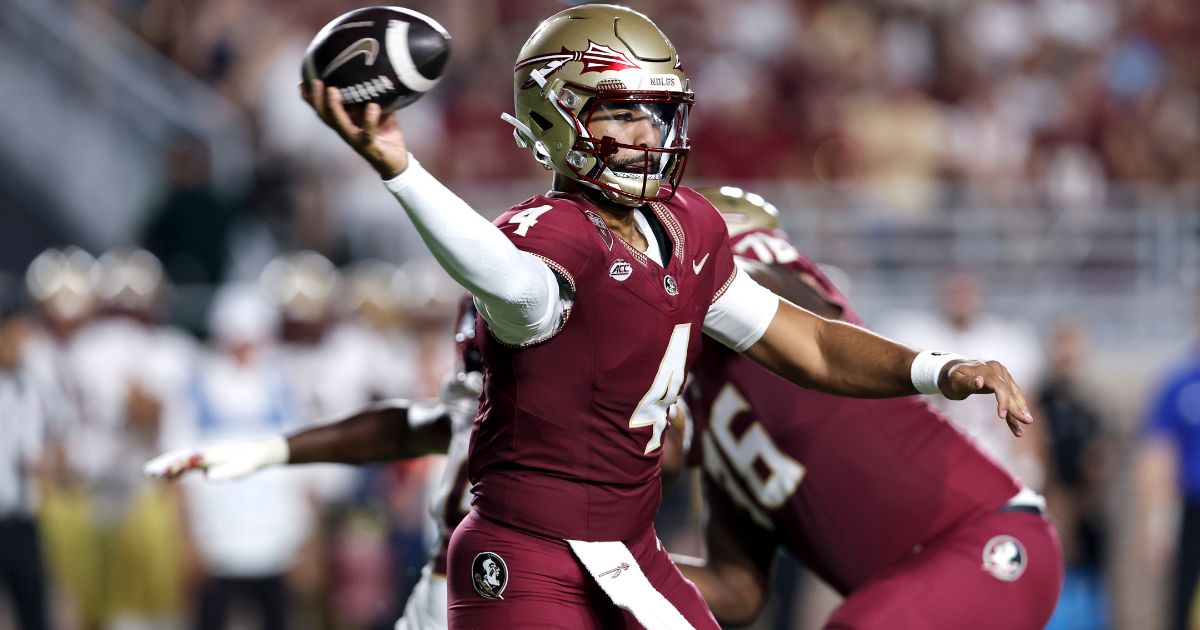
left=508, top=205, right=552, bottom=237
left=630, top=324, right=691, bottom=454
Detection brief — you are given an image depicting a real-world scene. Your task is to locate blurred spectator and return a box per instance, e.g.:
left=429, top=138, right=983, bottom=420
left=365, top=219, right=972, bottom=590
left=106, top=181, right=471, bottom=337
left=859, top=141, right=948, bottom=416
left=263, top=252, right=390, bottom=452
left=261, top=251, right=365, bottom=515
left=1140, top=304, right=1200, bottom=630
left=388, top=258, right=459, bottom=398
left=172, top=285, right=312, bottom=630
left=842, top=86, right=948, bottom=219
left=141, top=139, right=238, bottom=287
left=0, top=311, right=49, bottom=630
left=881, top=269, right=1046, bottom=488
left=1038, top=321, right=1112, bottom=629
left=339, top=259, right=422, bottom=399
left=49, top=0, right=1200, bottom=222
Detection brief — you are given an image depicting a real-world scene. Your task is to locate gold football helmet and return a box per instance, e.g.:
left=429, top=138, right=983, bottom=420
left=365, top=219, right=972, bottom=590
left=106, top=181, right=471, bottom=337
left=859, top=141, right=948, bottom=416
left=96, top=247, right=165, bottom=313
left=25, top=247, right=99, bottom=322
left=505, top=4, right=693, bottom=206
left=259, top=251, right=340, bottom=324
left=695, top=186, right=781, bottom=237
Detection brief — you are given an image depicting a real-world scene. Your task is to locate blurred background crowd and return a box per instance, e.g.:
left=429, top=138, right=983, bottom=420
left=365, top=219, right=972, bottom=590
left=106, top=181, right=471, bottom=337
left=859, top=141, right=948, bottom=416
left=1, top=0, right=1198, bottom=628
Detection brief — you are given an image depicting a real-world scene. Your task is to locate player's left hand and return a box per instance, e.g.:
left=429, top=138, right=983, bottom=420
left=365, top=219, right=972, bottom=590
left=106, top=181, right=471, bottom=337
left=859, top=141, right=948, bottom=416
left=939, top=360, right=1034, bottom=437
left=143, top=435, right=289, bottom=481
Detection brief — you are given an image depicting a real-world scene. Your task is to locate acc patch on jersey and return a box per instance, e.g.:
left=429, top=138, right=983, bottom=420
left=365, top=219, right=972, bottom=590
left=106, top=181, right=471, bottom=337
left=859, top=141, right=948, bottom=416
left=981, top=535, right=1027, bottom=582
left=472, top=551, right=509, bottom=600
left=609, top=260, right=633, bottom=282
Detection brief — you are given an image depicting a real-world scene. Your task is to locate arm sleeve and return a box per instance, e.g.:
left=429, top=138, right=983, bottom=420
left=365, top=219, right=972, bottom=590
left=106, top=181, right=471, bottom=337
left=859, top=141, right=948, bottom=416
left=703, top=266, right=780, bottom=352
left=382, top=156, right=564, bottom=345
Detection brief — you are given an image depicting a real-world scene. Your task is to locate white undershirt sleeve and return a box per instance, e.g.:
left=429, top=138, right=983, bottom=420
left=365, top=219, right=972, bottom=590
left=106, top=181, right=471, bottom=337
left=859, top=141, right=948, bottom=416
left=382, top=155, right=565, bottom=346
left=703, top=268, right=780, bottom=352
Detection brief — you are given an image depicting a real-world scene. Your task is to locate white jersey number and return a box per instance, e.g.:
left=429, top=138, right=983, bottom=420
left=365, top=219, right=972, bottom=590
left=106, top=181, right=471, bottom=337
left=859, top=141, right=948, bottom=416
left=508, top=205, right=553, bottom=237
left=733, top=232, right=800, bottom=265
left=703, top=383, right=805, bottom=528
left=630, top=324, right=691, bottom=454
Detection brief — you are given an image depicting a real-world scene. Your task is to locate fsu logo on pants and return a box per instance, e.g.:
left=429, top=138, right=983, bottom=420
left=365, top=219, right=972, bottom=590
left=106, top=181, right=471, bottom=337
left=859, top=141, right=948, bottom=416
left=472, top=551, right=509, bottom=600
left=981, top=535, right=1027, bottom=582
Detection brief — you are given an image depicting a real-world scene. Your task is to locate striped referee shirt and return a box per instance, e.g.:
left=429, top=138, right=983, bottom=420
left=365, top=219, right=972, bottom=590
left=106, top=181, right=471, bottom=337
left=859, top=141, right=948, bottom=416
left=0, top=368, right=44, bottom=518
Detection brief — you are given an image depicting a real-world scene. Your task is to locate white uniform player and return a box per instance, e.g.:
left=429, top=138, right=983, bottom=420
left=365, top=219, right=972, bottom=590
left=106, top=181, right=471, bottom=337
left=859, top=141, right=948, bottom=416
left=146, top=296, right=483, bottom=630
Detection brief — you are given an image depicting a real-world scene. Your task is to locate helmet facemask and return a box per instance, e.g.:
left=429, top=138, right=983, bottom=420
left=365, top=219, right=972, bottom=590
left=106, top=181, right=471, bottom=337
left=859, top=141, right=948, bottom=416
left=569, top=89, right=692, bottom=204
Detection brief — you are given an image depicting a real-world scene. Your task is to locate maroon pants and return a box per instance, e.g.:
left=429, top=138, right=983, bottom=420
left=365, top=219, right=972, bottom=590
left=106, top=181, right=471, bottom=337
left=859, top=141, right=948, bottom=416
left=827, top=510, right=1063, bottom=629
left=447, top=510, right=717, bottom=629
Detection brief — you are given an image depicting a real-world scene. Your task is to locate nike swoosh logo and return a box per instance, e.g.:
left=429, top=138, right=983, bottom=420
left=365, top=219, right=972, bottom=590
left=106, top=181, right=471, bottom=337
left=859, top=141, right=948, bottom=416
left=692, top=253, right=710, bottom=274
left=322, top=38, right=379, bottom=78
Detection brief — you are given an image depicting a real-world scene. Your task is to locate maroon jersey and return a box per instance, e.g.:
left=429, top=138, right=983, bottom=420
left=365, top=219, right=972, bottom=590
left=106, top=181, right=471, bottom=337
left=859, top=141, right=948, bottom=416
left=470, top=186, right=736, bottom=542
left=684, top=227, right=1021, bottom=593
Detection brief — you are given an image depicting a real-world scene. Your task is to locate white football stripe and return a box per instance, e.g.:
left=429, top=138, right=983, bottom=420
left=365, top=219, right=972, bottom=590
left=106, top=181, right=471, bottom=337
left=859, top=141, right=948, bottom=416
left=330, top=20, right=374, bottom=34
left=386, top=20, right=441, bottom=92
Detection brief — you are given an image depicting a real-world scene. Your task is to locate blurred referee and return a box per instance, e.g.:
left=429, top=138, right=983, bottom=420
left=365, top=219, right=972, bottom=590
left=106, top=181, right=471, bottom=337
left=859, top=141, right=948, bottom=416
left=1142, top=305, right=1200, bottom=630
left=0, top=280, right=48, bottom=630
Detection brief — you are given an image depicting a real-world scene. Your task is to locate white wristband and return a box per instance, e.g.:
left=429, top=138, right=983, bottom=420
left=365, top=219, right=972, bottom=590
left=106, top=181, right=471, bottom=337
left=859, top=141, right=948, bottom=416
left=910, top=350, right=966, bottom=395
left=257, top=434, right=291, bottom=467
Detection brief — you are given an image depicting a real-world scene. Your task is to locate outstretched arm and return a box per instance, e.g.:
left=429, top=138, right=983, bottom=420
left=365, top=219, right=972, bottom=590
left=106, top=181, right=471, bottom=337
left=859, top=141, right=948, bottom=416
left=301, top=81, right=564, bottom=345
left=704, top=259, right=1035, bottom=436
left=145, top=399, right=453, bottom=481
left=288, top=399, right=452, bottom=464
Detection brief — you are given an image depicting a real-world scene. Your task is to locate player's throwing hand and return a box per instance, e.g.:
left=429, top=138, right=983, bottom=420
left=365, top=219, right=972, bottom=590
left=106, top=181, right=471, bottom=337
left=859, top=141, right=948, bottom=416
left=302, top=79, right=410, bottom=179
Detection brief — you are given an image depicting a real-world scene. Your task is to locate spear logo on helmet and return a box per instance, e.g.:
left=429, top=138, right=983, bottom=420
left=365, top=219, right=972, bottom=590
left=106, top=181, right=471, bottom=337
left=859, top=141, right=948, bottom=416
left=516, top=41, right=639, bottom=88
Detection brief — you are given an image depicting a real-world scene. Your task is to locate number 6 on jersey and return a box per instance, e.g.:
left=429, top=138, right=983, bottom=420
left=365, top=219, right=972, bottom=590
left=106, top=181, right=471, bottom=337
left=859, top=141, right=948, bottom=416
left=630, top=324, right=691, bottom=454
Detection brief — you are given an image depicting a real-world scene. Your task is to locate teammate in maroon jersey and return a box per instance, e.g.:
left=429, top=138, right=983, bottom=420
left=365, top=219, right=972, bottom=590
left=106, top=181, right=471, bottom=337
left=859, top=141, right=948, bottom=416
left=672, top=187, right=1062, bottom=629
left=303, top=5, right=1036, bottom=628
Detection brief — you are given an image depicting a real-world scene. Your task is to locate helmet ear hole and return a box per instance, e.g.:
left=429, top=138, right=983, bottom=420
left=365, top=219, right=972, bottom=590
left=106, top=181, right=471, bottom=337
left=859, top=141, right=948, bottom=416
left=529, top=111, right=554, bottom=132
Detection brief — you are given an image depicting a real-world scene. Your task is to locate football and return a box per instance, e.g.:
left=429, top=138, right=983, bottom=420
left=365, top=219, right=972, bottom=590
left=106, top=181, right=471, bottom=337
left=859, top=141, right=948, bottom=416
left=302, top=6, right=451, bottom=112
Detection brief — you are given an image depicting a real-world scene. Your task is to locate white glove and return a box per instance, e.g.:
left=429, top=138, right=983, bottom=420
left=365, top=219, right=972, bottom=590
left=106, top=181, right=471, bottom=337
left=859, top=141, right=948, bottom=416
left=439, top=371, right=483, bottom=427
left=143, top=435, right=289, bottom=481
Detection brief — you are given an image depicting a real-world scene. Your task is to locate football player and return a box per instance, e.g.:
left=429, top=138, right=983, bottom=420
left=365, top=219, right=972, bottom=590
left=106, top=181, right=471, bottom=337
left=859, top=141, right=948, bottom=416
left=302, top=5, right=1035, bottom=628
left=672, top=187, right=1063, bottom=629
left=146, top=296, right=482, bottom=630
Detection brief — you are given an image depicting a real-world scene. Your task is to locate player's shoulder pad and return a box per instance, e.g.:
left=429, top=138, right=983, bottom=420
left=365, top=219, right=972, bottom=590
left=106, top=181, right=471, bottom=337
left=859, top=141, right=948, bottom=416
left=671, top=186, right=730, bottom=245
left=672, top=186, right=740, bottom=302
left=493, top=195, right=603, bottom=289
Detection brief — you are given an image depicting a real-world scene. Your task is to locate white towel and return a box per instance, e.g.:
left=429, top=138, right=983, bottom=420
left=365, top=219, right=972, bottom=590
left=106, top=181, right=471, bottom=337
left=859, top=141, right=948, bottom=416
left=566, top=539, right=696, bottom=630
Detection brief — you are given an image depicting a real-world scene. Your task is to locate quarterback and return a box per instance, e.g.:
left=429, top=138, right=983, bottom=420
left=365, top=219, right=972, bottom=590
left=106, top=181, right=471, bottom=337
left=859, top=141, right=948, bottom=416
left=303, top=5, right=1036, bottom=628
